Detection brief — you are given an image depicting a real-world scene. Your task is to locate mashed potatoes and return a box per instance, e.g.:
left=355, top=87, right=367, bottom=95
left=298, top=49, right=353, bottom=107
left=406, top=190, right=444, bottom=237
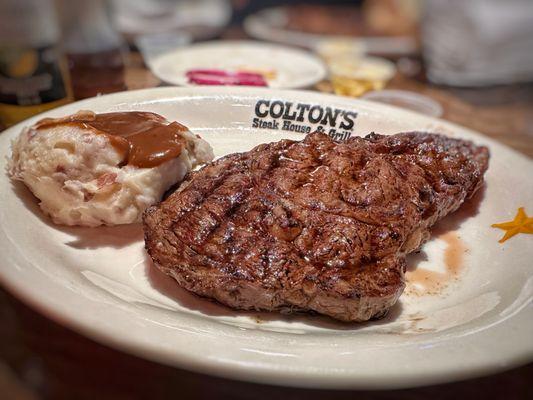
left=8, top=111, right=214, bottom=226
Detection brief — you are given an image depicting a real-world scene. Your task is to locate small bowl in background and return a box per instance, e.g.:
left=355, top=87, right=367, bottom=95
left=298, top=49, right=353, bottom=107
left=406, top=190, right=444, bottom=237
left=362, top=89, right=444, bottom=117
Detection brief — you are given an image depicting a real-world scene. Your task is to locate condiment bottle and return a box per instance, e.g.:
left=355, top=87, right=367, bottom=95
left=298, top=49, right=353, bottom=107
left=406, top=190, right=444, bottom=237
left=59, top=0, right=127, bottom=100
left=0, top=0, right=71, bottom=128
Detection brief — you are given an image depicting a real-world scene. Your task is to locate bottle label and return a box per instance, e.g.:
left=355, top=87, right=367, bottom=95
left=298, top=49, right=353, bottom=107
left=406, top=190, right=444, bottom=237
left=0, top=45, right=67, bottom=106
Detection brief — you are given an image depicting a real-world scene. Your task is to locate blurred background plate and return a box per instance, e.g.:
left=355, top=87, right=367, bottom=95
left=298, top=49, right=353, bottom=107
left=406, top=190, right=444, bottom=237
left=148, top=40, right=327, bottom=88
left=113, top=0, right=232, bottom=41
left=244, top=6, right=418, bottom=55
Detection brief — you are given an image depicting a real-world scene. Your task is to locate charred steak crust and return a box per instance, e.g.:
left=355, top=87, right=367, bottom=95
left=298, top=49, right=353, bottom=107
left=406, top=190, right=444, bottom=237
left=143, top=132, right=489, bottom=322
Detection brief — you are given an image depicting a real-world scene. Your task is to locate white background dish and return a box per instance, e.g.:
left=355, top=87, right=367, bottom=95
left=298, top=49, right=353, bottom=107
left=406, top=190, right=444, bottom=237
left=0, top=87, right=532, bottom=389
left=149, top=41, right=327, bottom=89
left=243, top=7, right=417, bottom=55
left=113, top=0, right=231, bottom=40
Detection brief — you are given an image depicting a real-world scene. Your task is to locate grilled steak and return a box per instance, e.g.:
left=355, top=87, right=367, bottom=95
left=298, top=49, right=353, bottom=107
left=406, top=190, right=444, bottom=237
left=143, top=132, right=489, bottom=322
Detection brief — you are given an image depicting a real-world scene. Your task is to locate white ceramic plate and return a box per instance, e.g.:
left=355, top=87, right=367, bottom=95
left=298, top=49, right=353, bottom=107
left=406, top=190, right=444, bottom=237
left=149, top=41, right=327, bottom=89
left=244, top=7, right=417, bottom=55
left=0, top=87, right=532, bottom=390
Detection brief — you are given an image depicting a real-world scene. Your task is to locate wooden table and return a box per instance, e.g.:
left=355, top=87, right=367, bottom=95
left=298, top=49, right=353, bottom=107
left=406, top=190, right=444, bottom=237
left=1, top=46, right=532, bottom=400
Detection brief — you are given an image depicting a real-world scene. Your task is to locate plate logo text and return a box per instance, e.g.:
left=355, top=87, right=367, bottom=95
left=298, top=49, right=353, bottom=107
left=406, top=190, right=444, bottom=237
left=252, top=99, right=357, bottom=141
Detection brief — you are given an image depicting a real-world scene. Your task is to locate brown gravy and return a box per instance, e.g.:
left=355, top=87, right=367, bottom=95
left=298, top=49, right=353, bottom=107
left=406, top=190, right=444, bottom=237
left=36, top=111, right=187, bottom=168
left=406, top=232, right=466, bottom=295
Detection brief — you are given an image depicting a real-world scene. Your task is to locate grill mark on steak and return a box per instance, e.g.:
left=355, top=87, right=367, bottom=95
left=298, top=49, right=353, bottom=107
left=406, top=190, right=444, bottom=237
left=143, top=132, right=489, bottom=322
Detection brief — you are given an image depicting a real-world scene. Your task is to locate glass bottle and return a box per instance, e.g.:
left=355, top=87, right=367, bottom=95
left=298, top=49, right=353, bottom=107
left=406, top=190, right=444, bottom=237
left=59, top=0, right=127, bottom=100
left=0, top=0, right=71, bottom=128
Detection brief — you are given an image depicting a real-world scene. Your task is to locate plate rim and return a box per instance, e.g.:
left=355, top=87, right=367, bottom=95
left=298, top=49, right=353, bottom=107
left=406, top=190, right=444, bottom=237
left=0, top=86, right=532, bottom=390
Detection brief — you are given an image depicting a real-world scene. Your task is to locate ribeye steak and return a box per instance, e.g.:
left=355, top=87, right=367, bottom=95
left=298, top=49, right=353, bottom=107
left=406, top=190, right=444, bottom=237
left=143, top=132, right=489, bottom=321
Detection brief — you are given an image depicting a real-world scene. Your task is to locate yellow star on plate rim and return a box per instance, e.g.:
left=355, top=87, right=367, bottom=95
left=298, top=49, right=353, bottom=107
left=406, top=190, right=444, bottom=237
left=491, top=207, right=533, bottom=243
